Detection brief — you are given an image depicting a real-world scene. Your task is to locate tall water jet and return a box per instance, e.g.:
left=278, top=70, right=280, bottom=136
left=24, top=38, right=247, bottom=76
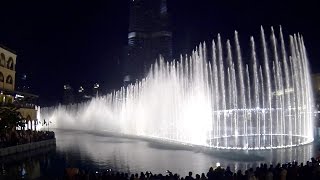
left=42, top=27, right=314, bottom=150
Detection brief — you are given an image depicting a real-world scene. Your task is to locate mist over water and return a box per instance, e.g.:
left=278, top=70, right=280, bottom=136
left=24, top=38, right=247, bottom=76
left=42, top=27, right=314, bottom=150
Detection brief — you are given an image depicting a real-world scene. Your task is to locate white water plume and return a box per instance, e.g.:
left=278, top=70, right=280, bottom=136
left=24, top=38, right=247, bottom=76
left=42, top=27, right=314, bottom=150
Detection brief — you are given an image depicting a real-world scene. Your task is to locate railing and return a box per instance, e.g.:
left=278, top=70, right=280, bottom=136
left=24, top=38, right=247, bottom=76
left=1, top=102, right=36, bottom=109
left=0, top=131, right=55, bottom=149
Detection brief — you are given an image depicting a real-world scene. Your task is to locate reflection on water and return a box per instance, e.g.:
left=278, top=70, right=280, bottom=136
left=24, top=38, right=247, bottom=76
left=1, top=130, right=319, bottom=178
left=55, top=130, right=318, bottom=175
left=1, top=145, right=57, bottom=179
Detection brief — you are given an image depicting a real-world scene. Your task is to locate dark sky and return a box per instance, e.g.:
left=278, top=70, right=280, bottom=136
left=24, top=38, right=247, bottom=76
left=0, top=0, right=319, bottom=106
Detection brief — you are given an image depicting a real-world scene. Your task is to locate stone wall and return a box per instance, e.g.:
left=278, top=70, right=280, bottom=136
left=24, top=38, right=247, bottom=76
left=0, top=138, right=56, bottom=156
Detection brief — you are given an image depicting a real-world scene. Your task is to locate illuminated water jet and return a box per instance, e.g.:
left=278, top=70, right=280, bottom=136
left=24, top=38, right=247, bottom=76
left=42, top=27, right=314, bottom=150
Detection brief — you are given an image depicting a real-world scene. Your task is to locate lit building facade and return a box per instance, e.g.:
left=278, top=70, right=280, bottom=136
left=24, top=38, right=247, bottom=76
left=0, top=45, right=39, bottom=130
left=124, top=0, right=172, bottom=84
left=0, top=47, right=15, bottom=91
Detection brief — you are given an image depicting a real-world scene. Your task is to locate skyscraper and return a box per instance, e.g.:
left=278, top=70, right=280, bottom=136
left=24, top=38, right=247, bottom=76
left=123, top=0, right=172, bottom=84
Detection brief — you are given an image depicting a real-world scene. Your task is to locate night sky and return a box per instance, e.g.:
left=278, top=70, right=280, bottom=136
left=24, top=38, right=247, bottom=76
left=0, top=0, right=318, bottom=106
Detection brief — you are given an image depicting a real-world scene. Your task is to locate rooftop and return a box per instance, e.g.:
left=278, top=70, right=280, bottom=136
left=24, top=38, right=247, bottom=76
left=0, top=44, right=17, bottom=54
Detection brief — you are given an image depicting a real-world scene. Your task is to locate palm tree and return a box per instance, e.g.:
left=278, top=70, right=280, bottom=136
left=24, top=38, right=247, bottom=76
left=0, top=106, right=25, bottom=133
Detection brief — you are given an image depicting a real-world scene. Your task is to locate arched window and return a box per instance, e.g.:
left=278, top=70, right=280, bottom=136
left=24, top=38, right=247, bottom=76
left=6, top=75, right=13, bottom=84
left=7, top=57, right=14, bottom=70
left=0, top=53, right=5, bottom=67
left=0, top=72, right=3, bottom=82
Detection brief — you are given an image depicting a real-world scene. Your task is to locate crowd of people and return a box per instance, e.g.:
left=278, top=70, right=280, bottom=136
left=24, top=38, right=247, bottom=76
left=0, top=130, right=55, bottom=148
left=64, top=157, right=320, bottom=180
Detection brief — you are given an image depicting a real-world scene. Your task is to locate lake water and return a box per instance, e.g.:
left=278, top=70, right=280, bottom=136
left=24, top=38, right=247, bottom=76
left=1, top=129, right=319, bottom=179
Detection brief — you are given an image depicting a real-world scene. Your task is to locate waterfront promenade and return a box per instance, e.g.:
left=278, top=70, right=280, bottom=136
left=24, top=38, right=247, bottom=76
left=0, top=130, right=55, bottom=156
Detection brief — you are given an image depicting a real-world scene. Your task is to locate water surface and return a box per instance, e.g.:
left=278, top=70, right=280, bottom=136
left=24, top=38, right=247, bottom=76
left=1, top=129, right=319, bottom=179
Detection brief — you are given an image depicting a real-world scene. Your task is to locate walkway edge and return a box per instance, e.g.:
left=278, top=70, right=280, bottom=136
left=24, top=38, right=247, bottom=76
left=0, top=138, right=56, bottom=157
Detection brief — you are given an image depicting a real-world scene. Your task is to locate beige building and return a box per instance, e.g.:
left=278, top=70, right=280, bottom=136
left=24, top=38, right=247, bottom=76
left=0, top=45, right=39, bottom=130
left=0, top=47, right=15, bottom=91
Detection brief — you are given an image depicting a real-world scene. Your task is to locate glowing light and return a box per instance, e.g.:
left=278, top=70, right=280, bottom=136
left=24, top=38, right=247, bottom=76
left=94, top=83, right=99, bottom=89
left=78, top=86, right=84, bottom=93
left=64, top=84, right=72, bottom=90
left=15, top=94, right=24, bottom=98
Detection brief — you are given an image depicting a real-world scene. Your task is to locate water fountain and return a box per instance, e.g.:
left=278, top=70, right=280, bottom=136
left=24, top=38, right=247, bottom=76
left=42, top=27, right=314, bottom=150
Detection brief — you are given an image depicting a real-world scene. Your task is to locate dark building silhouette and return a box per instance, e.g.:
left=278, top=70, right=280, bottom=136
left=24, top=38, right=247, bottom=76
left=63, top=84, right=74, bottom=105
left=16, top=73, right=31, bottom=93
left=63, top=83, right=102, bottom=104
left=123, top=0, right=172, bottom=84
